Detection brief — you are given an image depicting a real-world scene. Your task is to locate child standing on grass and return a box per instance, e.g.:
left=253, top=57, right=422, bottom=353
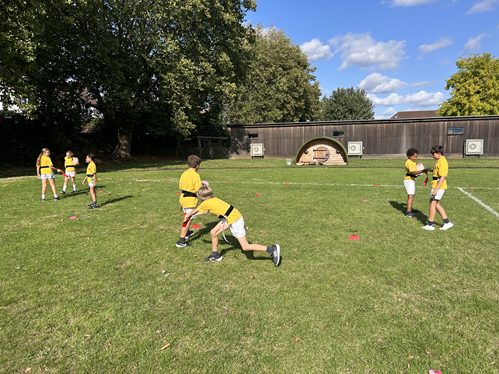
left=61, top=150, right=78, bottom=195
left=176, top=155, right=203, bottom=248
left=82, top=153, right=99, bottom=210
left=422, top=145, right=453, bottom=231
left=184, top=185, right=281, bottom=266
left=404, top=148, right=429, bottom=218
left=36, top=148, right=61, bottom=202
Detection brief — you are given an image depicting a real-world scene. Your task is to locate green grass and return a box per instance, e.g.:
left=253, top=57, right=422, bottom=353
left=1, top=159, right=499, bottom=373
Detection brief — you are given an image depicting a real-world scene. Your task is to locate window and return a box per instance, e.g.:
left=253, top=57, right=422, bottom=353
left=332, top=131, right=344, bottom=137
left=249, top=133, right=259, bottom=140
left=448, top=128, right=463, bottom=135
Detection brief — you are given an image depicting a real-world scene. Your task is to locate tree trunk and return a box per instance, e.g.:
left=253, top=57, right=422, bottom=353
left=111, top=125, right=133, bottom=159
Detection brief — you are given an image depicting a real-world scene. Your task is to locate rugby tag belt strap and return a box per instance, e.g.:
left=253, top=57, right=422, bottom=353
left=181, top=190, right=197, bottom=198
left=218, top=205, right=234, bottom=244
left=406, top=173, right=417, bottom=178
left=40, top=166, right=49, bottom=169
left=432, top=177, right=440, bottom=180
left=218, top=205, right=234, bottom=220
left=87, top=174, right=94, bottom=177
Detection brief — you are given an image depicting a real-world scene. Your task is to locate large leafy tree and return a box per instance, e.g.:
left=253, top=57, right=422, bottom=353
left=225, top=25, right=321, bottom=124
left=437, top=53, right=499, bottom=116
left=320, top=87, right=374, bottom=121
left=1, top=0, right=256, bottom=157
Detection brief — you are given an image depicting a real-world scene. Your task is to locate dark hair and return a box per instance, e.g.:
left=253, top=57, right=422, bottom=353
left=87, top=153, right=96, bottom=161
left=430, top=145, right=444, bottom=155
left=406, top=148, right=419, bottom=157
left=187, top=155, right=202, bottom=168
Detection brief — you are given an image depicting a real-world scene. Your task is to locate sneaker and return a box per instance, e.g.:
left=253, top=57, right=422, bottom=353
left=61, top=191, right=66, bottom=195
left=204, top=252, right=223, bottom=262
left=88, top=204, right=100, bottom=210
left=176, top=241, right=192, bottom=248
left=185, top=230, right=194, bottom=240
left=54, top=197, right=60, bottom=201
left=71, top=191, right=76, bottom=194
left=40, top=198, right=45, bottom=202
left=270, top=244, right=281, bottom=266
left=440, top=222, right=454, bottom=230
left=405, top=212, right=415, bottom=218
left=88, top=202, right=96, bottom=207
left=412, top=209, right=421, bottom=214
left=422, top=225, right=435, bottom=231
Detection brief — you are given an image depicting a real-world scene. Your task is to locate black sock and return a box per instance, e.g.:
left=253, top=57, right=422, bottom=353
left=428, top=221, right=434, bottom=226
left=178, top=237, right=185, bottom=243
left=266, top=246, right=273, bottom=254
left=212, top=251, right=220, bottom=256
left=443, top=218, right=450, bottom=224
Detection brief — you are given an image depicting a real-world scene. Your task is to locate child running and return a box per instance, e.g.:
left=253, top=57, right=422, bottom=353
left=422, top=145, right=453, bottom=231
left=82, top=153, right=99, bottom=210
left=184, top=185, right=281, bottom=266
left=176, top=155, right=203, bottom=248
left=61, top=150, right=78, bottom=195
left=36, top=148, right=61, bottom=201
left=403, top=148, right=428, bottom=218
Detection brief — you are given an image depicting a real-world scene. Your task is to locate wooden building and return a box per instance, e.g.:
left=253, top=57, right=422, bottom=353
left=229, top=115, right=499, bottom=159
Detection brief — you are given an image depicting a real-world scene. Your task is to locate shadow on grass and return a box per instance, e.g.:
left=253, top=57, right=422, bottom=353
left=99, top=195, right=133, bottom=207
left=389, top=200, right=428, bottom=224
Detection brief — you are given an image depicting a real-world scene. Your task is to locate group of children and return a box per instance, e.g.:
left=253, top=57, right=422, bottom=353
left=404, top=144, right=453, bottom=231
left=176, top=155, right=281, bottom=266
left=36, top=148, right=99, bottom=209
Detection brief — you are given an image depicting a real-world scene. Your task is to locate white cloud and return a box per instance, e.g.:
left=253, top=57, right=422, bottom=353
left=358, top=73, right=408, bottom=93
left=462, top=33, right=489, bottom=54
left=419, top=37, right=453, bottom=54
left=368, top=90, right=445, bottom=107
left=385, top=0, right=438, bottom=6
left=382, top=107, right=397, bottom=115
left=328, top=32, right=406, bottom=71
left=300, top=38, right=333, bottom=61
left=411, top=80, right=435, bottom=87
left=466, top=0, right=498, bottom=14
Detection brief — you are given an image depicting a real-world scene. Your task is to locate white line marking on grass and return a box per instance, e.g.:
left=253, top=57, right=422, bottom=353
left=457, top=187, right=499, bottom=218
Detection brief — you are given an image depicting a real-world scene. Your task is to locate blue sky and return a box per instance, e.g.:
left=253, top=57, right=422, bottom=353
left=246, top=0, right=499, bottom=118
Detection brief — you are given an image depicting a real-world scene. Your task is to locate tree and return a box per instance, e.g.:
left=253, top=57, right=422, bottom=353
left=225, top=25, right=321, bottom=124
left=437, top=53, right=499, bottom=116
left=1, top=0, right=256, bottom=157
left=320, top=87, right=374, bottom=121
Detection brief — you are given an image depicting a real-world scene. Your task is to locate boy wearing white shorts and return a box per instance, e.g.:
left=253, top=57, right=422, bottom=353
left=422, top=145, right=453, bottom=231
left=184, top=186, right=281, bottom=266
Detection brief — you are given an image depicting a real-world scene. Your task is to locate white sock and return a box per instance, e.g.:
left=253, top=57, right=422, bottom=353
left=42, top=194, right=45, bottom=199
left=54, top=194, right=58, bottom=198
left=73, top=184, right=77, bottom=191
left=63, top=185, right=67, bottom=192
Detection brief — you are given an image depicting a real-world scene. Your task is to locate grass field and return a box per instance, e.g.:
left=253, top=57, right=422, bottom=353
left=1, top=158, right=499, bottom=373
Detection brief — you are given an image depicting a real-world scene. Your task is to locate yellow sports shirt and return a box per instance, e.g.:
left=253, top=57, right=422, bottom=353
left=179, top=169, right=202, bottom=208
left=65, top=157, right=75, bottom=172
left=37, top=156, right=53, bottom=175
left=197, top=197, right=242, bottom=225
left=404, top=159, right=417, bottom=181
left=86, top=161, right=96, bottom=182
left=431, top=156, right=448, bottom=190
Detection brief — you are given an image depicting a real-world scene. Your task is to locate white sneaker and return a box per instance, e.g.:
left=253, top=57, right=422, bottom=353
left=440, top=222, right=454, bottom=230
left=422, top=225, right=435, bottom=231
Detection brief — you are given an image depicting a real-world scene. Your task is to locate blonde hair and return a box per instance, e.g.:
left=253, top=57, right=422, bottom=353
left=187, top=155, right=202, bottom=168
left=197, top=185, right=214, bottom=201
left=66, top=150, right=74, bottom=157
left=36, top=148, right=50, bottom=166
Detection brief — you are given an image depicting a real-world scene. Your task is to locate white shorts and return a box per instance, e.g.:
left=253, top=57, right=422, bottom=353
left=88, top=182, right=94, bottom=188
left=65, top=171, right=76, bottom=178
left=404, top=180, right=416, bottom=195
left=226, top=216, right=246, bottom=238
left=40, top=173, right=54, bottom=180
left=430, top=189, right=445, bottom=200
left=183, top=207, right=196, bottom=220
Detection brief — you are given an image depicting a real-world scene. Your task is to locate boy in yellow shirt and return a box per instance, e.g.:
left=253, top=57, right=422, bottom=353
left=184, top=186, right=281, bottom=266
left=176, top=155, right=203, bottom=248
left=404, top=148, right=430, bottom=218
left=422, top=145, right=453, bottom=231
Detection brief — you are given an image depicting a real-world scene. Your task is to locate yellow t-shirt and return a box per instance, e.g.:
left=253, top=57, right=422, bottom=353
left=37, top=155, right=53, bottom=175
left=65, top=157, right=75, bottom=172
left=431, top=156, right=448, bottom=190
left=179, top=169, right=202, bottom=208
left=197, top=197, right=242, bottom=225
left=404, top=159, right=417, bottom=181
left=86, top=161, right=96, bottom=182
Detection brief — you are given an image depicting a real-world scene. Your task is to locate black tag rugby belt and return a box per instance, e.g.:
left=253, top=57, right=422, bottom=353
left=219, top=205, right=234, bottom=219
left=181, top=190, right=197, bottom=198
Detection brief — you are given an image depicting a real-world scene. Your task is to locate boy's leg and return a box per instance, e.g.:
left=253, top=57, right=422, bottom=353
left=406, top=195, right=415, bottom=217
left=422, top=198, right=437, bottom=230
left=177, top=208, right=195, bottom=247
left=236, top=236, right=281, bottom=266
left=436, top=201, right=453, bottom=230
left=203, top=222, right=225, bottom=261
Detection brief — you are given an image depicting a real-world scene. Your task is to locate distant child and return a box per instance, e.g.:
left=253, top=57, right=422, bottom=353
left=82, top=153, right=99, bottom=209
left=61, top=150, right=78, bottom=195
left=176, top=155, right=203, bottom=248
left=184, top=185, right=281, bottom=266
left=36, top=148, right=61, bottom=201
left=422, top=145, right=453, bottom=231
left=403, top=148, right=428, bottom=218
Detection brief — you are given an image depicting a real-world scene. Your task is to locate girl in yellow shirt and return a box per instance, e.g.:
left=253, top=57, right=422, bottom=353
left=61, top=150, right=78, bottom=195
left=36, top=148, right=61, bottom=201
left=82, top=153, right=99, bottom=209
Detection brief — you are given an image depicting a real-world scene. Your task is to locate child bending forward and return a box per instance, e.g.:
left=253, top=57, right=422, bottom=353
left=185, top=186, right=281, bottom=266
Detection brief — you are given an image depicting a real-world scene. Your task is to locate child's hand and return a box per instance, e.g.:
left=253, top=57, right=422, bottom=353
left=82, top=180, right=85, bottom=185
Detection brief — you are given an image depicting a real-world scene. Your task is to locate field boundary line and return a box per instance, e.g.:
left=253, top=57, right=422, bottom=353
left=457, top=187, right=499, bottom=218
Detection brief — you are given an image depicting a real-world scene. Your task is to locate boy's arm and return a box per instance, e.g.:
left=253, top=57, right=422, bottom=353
left=185, top=209, right=201, bottom=219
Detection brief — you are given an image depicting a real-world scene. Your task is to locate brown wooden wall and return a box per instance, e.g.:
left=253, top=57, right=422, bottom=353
left=229, top=116, right=499, bottom=158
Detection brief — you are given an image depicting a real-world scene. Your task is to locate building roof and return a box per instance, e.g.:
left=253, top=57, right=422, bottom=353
left=390, top=110, right=440, bottom=119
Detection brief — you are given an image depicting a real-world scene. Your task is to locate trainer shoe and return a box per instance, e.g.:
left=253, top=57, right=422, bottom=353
left=61, top=191, right=66, bottom=195
left=422, top=225, right=435, bottom=231
left=204, top=252, right=223, bottom=262
left=185, top=230, right=194, bottom=240
left=271, top=244, right=281, bottom=266
left=440, top=222, right=454, bottom=230
left=412, top=209, right=421, bottom=214
left=405, top=212, right=415, bottom=218
left=176, top=241, right=192, bottom=248
left=71, top=191, right=76, bottom=194
left=54, top=197, right=60, bottom=201
left=88, top=204, right=100, bottom=210
left=40, top=198, right=45, bottom=202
